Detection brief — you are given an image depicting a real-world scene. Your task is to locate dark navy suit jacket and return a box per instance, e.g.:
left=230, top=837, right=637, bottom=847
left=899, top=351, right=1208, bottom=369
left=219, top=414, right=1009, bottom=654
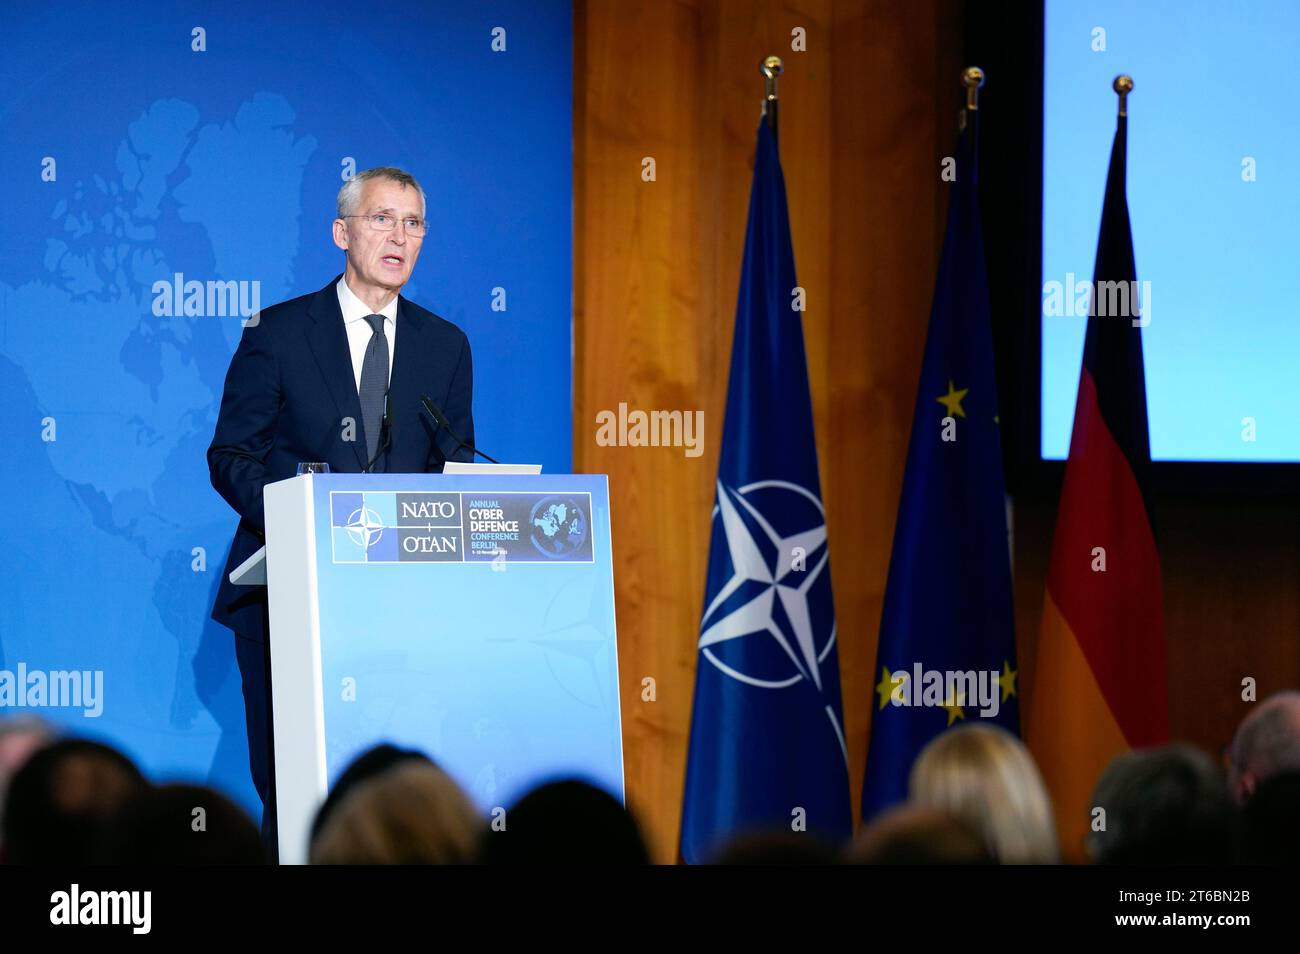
left=207, top=274, right=474, bottom=642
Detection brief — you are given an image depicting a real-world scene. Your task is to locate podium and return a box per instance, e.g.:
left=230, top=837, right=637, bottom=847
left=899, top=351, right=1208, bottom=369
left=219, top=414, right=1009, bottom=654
left=234, top=472, right=623, bottom=864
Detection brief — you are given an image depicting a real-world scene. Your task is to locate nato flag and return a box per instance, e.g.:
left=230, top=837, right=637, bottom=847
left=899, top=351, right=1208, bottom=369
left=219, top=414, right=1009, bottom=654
left=680, top=116, right=851, bottom=863
left=860, top=122, right=1019, bottom=819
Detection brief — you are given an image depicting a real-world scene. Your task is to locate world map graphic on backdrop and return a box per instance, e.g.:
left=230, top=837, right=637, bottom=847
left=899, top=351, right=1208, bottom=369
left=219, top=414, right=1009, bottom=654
left=0, top=4, right=574, bottom=818
left=0, top=93, right=315, bottom=811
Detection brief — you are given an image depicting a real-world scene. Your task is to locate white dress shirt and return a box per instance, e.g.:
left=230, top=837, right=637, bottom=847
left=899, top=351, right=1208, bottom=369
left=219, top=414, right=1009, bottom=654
left=336, top=277, right=398, bottom=393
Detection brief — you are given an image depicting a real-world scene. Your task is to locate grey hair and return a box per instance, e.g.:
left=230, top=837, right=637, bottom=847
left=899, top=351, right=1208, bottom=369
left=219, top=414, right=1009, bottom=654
left=1230, top=690, right=1300, bottom=783
left=337, top=166, right=426, bottom=219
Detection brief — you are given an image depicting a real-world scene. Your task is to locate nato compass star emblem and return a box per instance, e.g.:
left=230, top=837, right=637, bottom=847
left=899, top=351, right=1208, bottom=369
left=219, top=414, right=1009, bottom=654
left=699, top=479, right=838, bottom=694
left=345, top=506, right=386, bottom=550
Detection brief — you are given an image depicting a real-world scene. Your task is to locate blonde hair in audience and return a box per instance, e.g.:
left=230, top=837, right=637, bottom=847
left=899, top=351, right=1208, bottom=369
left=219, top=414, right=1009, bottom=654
left=310, top=761, right=481, bottom=865
left=909, top=723, right=1059, bottom=864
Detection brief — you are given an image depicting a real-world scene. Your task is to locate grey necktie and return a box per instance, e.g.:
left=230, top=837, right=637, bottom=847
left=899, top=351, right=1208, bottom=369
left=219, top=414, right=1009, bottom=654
left=358, top=314, right=389, bottom=464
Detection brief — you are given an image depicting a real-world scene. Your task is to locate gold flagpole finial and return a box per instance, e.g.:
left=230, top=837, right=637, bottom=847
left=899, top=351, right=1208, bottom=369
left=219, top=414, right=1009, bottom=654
left=761, top=56, right=785, bottom=143
left=761, top=55, right=784, bottom=104
left=1113, top=74, right=1134, bottom=117
left=962, top=66, right=985, bottom=112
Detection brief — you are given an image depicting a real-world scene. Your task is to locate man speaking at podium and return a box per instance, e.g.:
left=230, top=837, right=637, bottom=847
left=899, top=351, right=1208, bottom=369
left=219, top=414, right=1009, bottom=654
left=206, top=167, right=475, bottom=855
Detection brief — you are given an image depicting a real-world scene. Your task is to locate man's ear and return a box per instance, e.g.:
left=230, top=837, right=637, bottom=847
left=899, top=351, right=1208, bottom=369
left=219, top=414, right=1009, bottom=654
left=1241, top=772, right=1257, bottom=801
left=332, top=218, right=349, bottom=252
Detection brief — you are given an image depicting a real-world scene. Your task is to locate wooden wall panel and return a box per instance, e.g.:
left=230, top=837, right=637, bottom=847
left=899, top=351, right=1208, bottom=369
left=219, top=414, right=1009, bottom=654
left=575, top=0, right=962, bottom=862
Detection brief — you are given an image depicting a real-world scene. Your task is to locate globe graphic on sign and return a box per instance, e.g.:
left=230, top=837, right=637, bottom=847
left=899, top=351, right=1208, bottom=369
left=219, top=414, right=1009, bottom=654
left=345, top=507, right=385, bottom=549
left=529, top=496, right=588, bottom=558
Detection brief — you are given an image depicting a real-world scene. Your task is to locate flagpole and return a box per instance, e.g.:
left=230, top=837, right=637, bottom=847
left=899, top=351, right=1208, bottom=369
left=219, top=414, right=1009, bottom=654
left=761, top=55, right=783, bottom=147
left=1113, top=74, right=1133, bottom=117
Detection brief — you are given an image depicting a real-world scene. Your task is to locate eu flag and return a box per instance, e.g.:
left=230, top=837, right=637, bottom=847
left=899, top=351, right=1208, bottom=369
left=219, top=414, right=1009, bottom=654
left=680, top=117, right=851, bottom=863
left=861, top=122, right=1019, bottom=819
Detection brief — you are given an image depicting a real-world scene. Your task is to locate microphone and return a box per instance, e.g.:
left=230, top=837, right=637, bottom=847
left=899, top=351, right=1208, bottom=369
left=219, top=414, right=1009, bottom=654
left=364, top=392, right=393, bottom=473
left=420, top=394, right=499, bottom=464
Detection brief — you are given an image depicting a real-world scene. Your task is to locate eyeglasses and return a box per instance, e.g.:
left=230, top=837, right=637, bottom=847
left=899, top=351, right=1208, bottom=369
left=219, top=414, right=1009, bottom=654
left=342, top=213, right=428, bottom=237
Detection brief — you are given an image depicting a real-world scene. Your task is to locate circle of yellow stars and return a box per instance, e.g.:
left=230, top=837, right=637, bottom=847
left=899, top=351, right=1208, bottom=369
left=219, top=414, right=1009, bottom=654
left=875, top=660, right=1018, bottom=726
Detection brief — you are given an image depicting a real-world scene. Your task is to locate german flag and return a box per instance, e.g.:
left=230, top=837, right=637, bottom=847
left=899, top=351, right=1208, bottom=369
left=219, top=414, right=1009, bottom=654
left=1026, top=87, right=1169, bottom=862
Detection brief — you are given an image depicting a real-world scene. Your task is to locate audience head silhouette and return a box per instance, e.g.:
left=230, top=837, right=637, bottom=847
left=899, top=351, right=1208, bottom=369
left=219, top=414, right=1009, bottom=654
left=98, top=783, right=263, bottom=864
left=310, top=760, right=480, bottom=864
left=477, top=779, right=649, bottom=865
left=909, top=723, right=1058, bottom=864
left=1088, top=742, right=1237, bottom=865
left=0, top=715, right=55, bottom=829
left=2, top=738, right=147, bottom=865
left=310, top=743, right=433, bottom=845
left=708, top=830, right=838, bottom=865
left=848, top=804, right=994, bottom=865
left=1239, top=771, right=1300, bottom=864
left=1227, top=690, right=1300, bottom=804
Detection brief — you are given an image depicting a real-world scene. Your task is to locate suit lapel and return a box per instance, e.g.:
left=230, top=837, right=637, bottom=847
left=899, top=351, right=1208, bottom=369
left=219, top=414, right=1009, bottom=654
left=305, top=276, right=369, bottom=470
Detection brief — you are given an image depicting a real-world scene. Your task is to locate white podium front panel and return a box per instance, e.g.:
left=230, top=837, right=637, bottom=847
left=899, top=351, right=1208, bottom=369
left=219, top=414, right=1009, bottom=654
left=263, top=473, right=622, bottom=864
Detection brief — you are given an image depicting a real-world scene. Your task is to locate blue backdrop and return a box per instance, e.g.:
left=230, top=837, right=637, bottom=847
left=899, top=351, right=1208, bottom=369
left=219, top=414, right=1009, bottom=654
left=0, top=1, right=573, bottom=816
